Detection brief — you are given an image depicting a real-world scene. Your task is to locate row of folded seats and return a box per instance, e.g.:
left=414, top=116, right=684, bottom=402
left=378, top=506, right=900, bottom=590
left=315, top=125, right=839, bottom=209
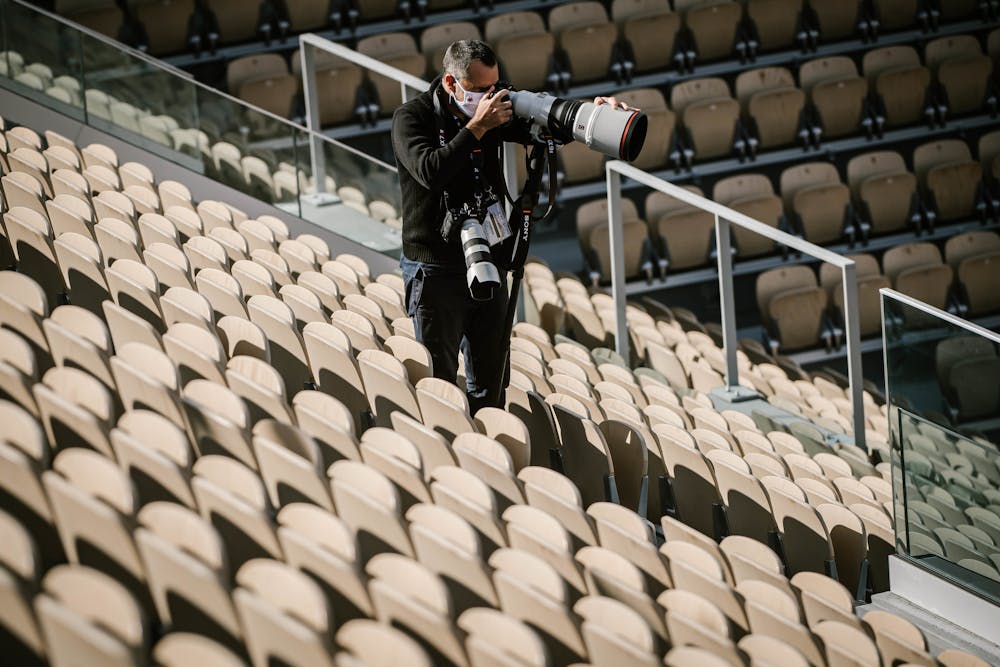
left=1, top=117, right=995, bottom=667
left=223, top=12, right=1000, bottom=134
left=58, top=0, right=998, bottom=65
left=520, top=263, right=1000, bottom=586
left=896, top=413, right=1000, bottom=581
left=755, top=231, right=1000, bottom=354
left=0, top=94, right=400, bottom=221
left=573, top=133, right=1000, bottom=285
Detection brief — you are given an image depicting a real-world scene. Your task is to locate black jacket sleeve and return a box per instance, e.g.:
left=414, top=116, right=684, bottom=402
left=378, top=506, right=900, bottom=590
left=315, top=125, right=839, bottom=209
left=392, top=103, right=480, bottom=192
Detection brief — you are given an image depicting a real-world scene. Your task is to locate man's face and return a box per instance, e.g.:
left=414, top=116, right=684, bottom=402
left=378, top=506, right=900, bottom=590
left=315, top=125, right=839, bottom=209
left=444, top=60, right=501, bottom=102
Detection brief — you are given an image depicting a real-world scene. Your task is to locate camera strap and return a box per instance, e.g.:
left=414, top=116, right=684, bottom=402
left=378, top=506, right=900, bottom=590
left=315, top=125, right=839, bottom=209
left=434, top=87, right=509, bottom=245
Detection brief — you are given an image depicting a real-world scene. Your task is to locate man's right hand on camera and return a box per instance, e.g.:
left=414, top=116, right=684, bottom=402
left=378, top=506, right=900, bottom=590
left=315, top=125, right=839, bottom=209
left=466, top=86, right=512, bottom=140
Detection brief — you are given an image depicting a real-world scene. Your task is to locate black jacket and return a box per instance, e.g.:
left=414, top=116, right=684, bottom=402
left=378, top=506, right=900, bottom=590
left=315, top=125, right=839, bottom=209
left=392, top=76, right=533, bottom=267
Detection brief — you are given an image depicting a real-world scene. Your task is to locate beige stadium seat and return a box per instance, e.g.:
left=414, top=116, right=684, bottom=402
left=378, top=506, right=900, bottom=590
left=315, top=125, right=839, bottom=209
left=926, top=35, right=994, bottom=117
left=490, top=547, right=586, bottom=665
left=762, top=476, right=836, bottom=575
left=134, top=502, right=241, bottom=649
left=458, top=607, right=548, bottom=667
left=746, top=0, right=805, bottom=52
left=519, top=466, right=597, bottom=550
left=204, top=0, right=262, bottom=44
left=42, top=448, right=153, bottom=609
left=659, top=587, right=742, bottom=663
left=780, top=161, right=852, bottom=244
left=329, top=459, right=414, bottom=561
left=846, top=151, right=920, bottom=237
left=420, top=22, right=481, bottom=75
left=676, top=0, right=743, bottom=63
left=301, top=322, right=367, bottom=435
left=576, top=595, right=660, bottom=665
left=863, top=46, right=932, bottom=128
left=359, top=428, right=431, bottom=511
left=408, top=503, right=498, bottom=612
left=575, top=196, right=653, bottom=283
left=337, top=618, right=434, bottom=666
left=484, top=12, right=557, bottom=92
left=276, top=503, right=372, bottom=623
left=946, top=231, right=1000, bottom=316
left=454, top=432, right=526, bottom=512
left=704, top=448, right=775, bottom=543
left=914, top=139, right=984, bottom=224
left=612, top=0, right=680, bottom=73
left=549, top=1, right=620, bottom=84
left=153, top=633, right=247, bottom=667
left=503, top=503, right=586, bottom=597
left=430, top=465, right=507, bottom=554
left=111, top=409, right=195, bottom=509
left=0, top=508, right=45, bottom=665
left=365, top=553, right=468, bottom=666
left=735, top=67, right=807, bottom=151
left=882, top=242, right=952, bottom=311
left=756, top=266, right=833, bottom=350
left=254, top=420, right=334, bottom=511
left=34, top=564, right=144, bottom=667
left=233, top=558, right=335, bottom=667
left=226, top=355, right=294, bottom=425
left=133, top=0, right=196, bottom=55
left=671, top=77, right=742, bottom=162
left=5, top=206, right=65, bottom=307
left=713, top=173, right=781, bottom=258
left=228, top=54, right=297, bottom=119
left=644, top=186, right=713, bottom=272
left=358, top=33, right=428, bottom=115
left=191, top=456, right=282, bottom=572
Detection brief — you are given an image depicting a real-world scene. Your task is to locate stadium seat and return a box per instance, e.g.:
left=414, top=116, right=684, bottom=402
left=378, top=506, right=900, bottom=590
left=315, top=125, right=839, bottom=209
left=357, top=33, right=428, bottom=116
left=485, top=11, right=557, bottom=92
left=611, top=0, right=681, bottom=73
left=757, top=265, right=832, bottom=352
left=846, top=150, right=921, bottom=237
left=132, top=0, right=196, bottom=56
left=713, top=173, right=781, bottom=258
left=779, top=162, right=853, bottom=244
left=745, top=0, right=806, bottom=53
left=913, top=139, right=984, bottom=224
left=862, top=46, right=933, bottom=128
left=926, top=35, right=995, bottom=117
left=548, top=1, right=621, bottom=84
left=675, top=0, right=743, bottom=63
left=883, top=242, right=953, bottom=312
left=671, top=77, right=743, bottom=162
left=799, top=56, right=870, bottom=140
left=420, top=22, right=481, bottom=76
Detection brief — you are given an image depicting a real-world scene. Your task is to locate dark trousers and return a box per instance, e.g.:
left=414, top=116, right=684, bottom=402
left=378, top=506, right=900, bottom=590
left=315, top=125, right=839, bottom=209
left=401, top=255, right=510, bottom=414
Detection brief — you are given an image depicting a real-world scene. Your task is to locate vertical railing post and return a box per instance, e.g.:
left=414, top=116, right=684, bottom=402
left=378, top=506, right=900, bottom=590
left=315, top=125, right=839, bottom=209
left=299, top=40, right=327, bottom=198
left=842, top=261, right=867, bottom=451
left=606, top=165, right=629, bottom=361
left=715, top=215, right=740, bottom=389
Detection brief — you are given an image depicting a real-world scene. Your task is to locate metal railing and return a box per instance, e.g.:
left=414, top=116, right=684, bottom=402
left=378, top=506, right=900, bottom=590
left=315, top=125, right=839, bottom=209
left=605, top=161, right=867, bottom=451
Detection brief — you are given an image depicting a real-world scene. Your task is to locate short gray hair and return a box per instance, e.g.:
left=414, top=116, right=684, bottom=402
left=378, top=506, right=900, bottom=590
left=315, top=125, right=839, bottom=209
left=442, top=40, right=497, bottom=81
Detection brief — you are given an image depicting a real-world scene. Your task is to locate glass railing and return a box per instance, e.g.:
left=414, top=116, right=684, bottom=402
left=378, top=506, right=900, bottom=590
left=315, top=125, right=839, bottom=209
left=0, top=0, right=401, bottom=256
left=882, top=288, right=1000, bottom=601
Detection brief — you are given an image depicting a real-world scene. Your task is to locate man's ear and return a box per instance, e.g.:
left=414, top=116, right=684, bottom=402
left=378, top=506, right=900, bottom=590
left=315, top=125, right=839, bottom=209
left=442, top=73, right=456, bottom=97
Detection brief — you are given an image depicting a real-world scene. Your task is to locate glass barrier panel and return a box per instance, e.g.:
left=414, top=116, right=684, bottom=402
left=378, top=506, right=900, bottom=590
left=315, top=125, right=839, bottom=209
left=292, top=130, right=402, bottom=256
left=883, top=291, right=1000, bottom=600
left=79, top=27, right=199, bottom=169
left=0, top=0, right=85, bottom=121
left=194, top=84, right=302, bottom=205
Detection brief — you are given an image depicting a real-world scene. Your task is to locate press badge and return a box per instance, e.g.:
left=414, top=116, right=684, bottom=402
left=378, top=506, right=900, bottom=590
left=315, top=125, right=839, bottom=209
left=483, top=197, right=511, bottom=247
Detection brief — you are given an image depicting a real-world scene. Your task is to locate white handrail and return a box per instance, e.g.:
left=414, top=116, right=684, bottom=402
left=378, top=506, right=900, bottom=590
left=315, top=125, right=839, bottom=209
left=606, top=160, right=867, bottom=451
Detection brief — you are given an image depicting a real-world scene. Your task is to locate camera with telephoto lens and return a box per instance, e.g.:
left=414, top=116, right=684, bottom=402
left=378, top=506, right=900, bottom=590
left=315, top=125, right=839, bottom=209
left=460, top=216, right=501, bottom=301
left=492, top=82, right=648, bottom=161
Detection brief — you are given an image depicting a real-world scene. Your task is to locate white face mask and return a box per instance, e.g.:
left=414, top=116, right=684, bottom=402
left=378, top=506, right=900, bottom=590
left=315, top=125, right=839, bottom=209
left=451, top=79, right=486, bottom=118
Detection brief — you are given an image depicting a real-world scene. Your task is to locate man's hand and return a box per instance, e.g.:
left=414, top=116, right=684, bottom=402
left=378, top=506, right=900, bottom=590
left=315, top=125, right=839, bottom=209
left=467, top=86, right=513, bottom=140
left=594, top=96, right=638, bottom=111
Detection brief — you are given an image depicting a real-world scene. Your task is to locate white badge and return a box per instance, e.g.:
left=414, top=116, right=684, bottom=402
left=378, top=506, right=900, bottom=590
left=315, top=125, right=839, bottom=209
left=483, top=199, right=511, bottom=247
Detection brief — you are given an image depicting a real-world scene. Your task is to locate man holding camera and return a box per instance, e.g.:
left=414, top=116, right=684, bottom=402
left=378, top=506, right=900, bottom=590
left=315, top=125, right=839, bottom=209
left=392, top=39, right=630, bottom=412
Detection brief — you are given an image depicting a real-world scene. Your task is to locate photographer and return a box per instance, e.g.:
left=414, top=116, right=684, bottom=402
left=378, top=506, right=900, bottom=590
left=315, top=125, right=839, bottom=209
left=392, top=39, right=631, bottom=411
